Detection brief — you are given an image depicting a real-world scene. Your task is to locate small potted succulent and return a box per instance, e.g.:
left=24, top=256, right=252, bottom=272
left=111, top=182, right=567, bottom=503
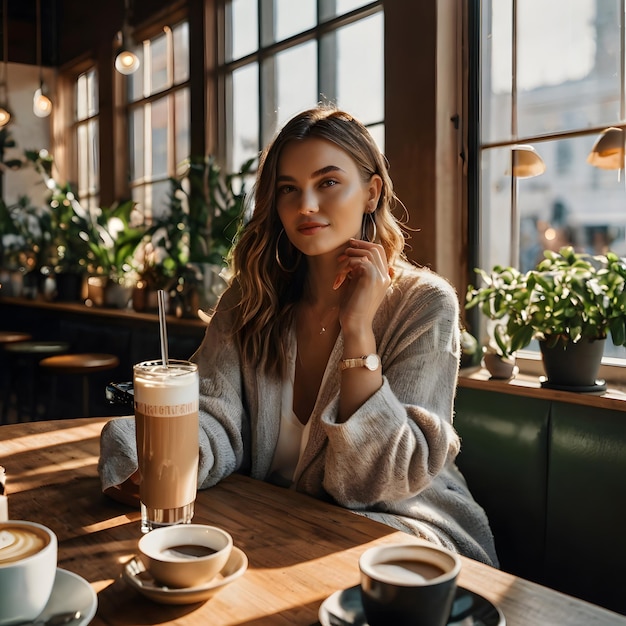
left=466, top=246, right=626, bottom=389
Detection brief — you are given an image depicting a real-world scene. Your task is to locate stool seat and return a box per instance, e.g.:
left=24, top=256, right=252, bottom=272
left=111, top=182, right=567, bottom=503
left=5, top=341, right=69, bottom=355
left=39, top=353, right=120, bottom=418
left=0, top=332, right=32, bottom=345
left=1, top=341, right=70, bottom=423
left=40, top=353, right=120, bottom=374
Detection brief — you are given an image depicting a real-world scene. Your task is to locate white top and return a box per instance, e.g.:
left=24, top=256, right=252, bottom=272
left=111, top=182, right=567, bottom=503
left=267, top=344, right=311, bottom=487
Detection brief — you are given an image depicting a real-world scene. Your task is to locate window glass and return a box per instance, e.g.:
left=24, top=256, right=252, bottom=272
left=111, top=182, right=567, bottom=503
left=130, top=106, right=145, bottom=181
left=150, top=31, right=169, bottom=94
left=151, top=98, right=169, bottom=179
left=232, top=64, right=260, bottom=170
left=275, top=41, right=318, bottom=129
left=333, top=13, right=383, bottom=124
left=129, top=44, right=146, bottom=102
left=126, top=20, right=190, bottom=222
left=483, top=0, right=621, bottom=144
left=175, top=89, right=190, bottom=166
left=222, top=1, right=384, bottom=172
left=274, top=0, right=316, bottom=42
left=230, top=0, right=258, bottom=61
left=320, top=0, right=373, bottom=21
left=74, top=68, right=99, bottom=210
left=173, top=22, right=190, bottom=84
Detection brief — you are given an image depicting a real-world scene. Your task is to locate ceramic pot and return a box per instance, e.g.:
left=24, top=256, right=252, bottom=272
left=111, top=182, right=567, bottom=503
left=482, top=351, right=516, bottom=379
left=539, top=336, right=605, bottom=388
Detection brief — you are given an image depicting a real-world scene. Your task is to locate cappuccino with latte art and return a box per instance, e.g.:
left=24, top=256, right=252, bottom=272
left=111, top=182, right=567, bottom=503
left=0, top=521, right=57, bottom=625
left=0, top=525, right=49, bottom=563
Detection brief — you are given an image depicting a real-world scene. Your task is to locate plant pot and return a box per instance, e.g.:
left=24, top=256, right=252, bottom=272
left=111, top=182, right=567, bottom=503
left=482, top=351, right=517, bottom=380
left=54, top=271, right=84, bottom=302
left=539, top=337, right=606, bottom=389
left=103, top=281, right=133, bottom=309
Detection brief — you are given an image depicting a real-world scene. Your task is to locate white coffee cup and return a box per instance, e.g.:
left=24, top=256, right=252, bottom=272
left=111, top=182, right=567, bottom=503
left=138, top=524, right=233, bottom=588
left=0, top=520, right=58, bottom=625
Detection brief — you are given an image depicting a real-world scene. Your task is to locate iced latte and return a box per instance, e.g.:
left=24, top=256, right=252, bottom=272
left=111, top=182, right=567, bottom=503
left=134, top=359, right=199, bottom=533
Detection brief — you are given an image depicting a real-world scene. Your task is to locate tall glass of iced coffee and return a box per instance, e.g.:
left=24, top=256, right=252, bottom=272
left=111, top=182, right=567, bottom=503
left=134, top=359, right=199, bottom=534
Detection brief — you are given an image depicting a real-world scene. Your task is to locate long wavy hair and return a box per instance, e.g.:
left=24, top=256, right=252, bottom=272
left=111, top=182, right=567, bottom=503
left=227, top=106, right=407, bottom=377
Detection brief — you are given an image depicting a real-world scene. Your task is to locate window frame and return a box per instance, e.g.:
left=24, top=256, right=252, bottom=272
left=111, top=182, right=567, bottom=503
left=470, top=0, right=626, bottom=381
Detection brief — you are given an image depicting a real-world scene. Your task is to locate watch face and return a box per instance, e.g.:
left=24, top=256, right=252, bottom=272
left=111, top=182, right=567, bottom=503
left=364, top=354, right=380, bottom=371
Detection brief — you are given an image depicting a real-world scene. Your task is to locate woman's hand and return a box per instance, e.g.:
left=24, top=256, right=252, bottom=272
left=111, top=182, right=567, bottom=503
left=334, top=238, right=391, bottom=335
left=103, top=470, right=141, bottom=507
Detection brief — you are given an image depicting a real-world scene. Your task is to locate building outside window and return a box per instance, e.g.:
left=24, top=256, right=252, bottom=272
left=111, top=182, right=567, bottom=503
left=74, top=68, right=99, bottom=211
left=478, top=0, right=626, bottom=362
left=126, top=20, right=190, bottom=223
left=221, top=0, right=384, bottom=173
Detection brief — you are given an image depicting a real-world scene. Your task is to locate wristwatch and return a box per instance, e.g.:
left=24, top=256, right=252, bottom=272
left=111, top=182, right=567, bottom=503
left=339, top=354, right=380, bottom=372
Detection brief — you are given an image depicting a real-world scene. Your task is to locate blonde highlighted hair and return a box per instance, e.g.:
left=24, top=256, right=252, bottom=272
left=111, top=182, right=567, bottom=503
left=227, top=106, right=407, bottom=377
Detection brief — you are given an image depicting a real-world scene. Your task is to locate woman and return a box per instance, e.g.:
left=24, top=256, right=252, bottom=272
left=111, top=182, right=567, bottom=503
left=99, top=106, right=498, bottom=566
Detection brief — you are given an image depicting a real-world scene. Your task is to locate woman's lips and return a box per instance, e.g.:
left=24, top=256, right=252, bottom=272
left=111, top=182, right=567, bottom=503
left=297, top=222, right=328, bottom=235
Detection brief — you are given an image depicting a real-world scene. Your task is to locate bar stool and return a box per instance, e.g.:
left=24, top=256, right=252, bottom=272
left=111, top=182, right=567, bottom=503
left=39, top=353, right=120, bottom=418
left=0, top=332, right=33, bottom=421
left=2, top=340, right=70, bottom=423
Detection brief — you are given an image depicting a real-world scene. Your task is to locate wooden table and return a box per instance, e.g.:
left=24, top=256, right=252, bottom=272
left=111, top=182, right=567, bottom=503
left=1, top=417, right=625, bottom=626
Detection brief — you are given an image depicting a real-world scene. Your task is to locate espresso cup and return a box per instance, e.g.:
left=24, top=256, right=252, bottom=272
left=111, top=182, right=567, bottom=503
left=0, top=521, right=58, bottom=625
left=359, top=542, right=461, bottom=626
left=138, top=523, right=233, bottom=588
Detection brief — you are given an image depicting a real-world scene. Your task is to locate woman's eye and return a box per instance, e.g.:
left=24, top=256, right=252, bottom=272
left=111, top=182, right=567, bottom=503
left=277, top=185, right=295, bottom=195
left=320, top=179, right=338, bottom=188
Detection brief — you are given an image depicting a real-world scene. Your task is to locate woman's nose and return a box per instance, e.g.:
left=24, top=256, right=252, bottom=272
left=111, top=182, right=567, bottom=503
left=299, top=188, right=319, bottom=213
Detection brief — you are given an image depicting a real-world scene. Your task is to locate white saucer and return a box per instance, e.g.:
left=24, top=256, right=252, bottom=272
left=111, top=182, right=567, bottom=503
left=38, top=568, right=98, bottom=626
left=122, top=546, right=248, bottom=605
left=319, top=584, right=505, bottom=626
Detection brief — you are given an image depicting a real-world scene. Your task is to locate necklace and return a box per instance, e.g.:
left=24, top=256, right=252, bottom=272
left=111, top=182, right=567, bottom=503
left=318, top=306, right=339, bottom=335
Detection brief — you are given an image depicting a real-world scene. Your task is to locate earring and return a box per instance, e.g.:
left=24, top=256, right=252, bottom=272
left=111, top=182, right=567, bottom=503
left=275, top=228, right=301, bottom=272
left=361, top=211, right=378, bottom=242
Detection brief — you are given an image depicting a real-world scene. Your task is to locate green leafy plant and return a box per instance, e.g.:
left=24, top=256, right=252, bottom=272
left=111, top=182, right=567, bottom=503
left=466, top=246, right=626, bottom=358
left=82, top=199, right=146, bottom=285
left=0, top=196, right=52, bottom=271
left=25, top=150, right=92, bottom=275
left=143, top=154, right=256, bottom=286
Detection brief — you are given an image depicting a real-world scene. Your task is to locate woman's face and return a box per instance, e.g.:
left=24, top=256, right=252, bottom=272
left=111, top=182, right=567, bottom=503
left=275, top=137, right=379, bottom=258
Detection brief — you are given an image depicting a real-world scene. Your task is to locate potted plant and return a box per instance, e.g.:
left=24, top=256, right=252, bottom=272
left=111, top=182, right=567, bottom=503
left=82, top=199, right=145, bottom=308
left=466, top=246, right=626, bottom=389
left=138, top=154, right=255, bottom=316
left=0, top=195, right=53, bottom=298
left=25, top=150, right=94, bottom=301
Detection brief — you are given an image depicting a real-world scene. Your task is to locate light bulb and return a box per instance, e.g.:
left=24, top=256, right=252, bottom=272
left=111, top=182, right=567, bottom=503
left=0, top=106, right=10, bottom=127
left=115, top=50, right=140, bottom=75
left=33, top=88, right=52, bottom=118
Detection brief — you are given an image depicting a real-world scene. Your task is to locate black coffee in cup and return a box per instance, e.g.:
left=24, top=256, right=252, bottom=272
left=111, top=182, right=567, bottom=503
left=359, top=542, right=461, bottom=626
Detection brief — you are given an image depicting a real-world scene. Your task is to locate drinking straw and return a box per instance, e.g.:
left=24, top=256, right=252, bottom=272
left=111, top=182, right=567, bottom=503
left=157, top=289, right=169, bottom=367
left=0, top=466, right=7, bottom=521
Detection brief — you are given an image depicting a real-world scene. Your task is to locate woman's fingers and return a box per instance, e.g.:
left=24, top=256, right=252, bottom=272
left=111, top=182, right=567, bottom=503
left=333, top=238, right=391, bottom=297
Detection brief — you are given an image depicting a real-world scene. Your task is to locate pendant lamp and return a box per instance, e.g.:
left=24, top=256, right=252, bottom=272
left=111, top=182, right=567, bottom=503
left=586, top=127, right=624, bottom=170
left=115, top=0, right=140, bottom=75
left=0, top=0, right=11, bottom=127
left=511, top=144, right=546, bottom=178
left=32, top=0, right=51, bottom=118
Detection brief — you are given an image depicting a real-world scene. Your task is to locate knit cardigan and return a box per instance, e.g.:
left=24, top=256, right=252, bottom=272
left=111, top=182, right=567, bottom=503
left=98, top=262, right=499, bottom=566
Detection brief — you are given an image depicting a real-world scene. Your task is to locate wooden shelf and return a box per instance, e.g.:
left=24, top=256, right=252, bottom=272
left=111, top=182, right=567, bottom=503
left=459, top=366, right=626, bottom=412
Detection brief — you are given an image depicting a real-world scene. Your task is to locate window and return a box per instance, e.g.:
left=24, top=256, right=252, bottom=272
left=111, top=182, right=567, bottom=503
left=126, top=21, right=190, bottom=222
left=74, top=68, right=99, bottom=211
left=221, top=0, right=384, bottom=172
left=477, top=0, right=626, bottom=363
